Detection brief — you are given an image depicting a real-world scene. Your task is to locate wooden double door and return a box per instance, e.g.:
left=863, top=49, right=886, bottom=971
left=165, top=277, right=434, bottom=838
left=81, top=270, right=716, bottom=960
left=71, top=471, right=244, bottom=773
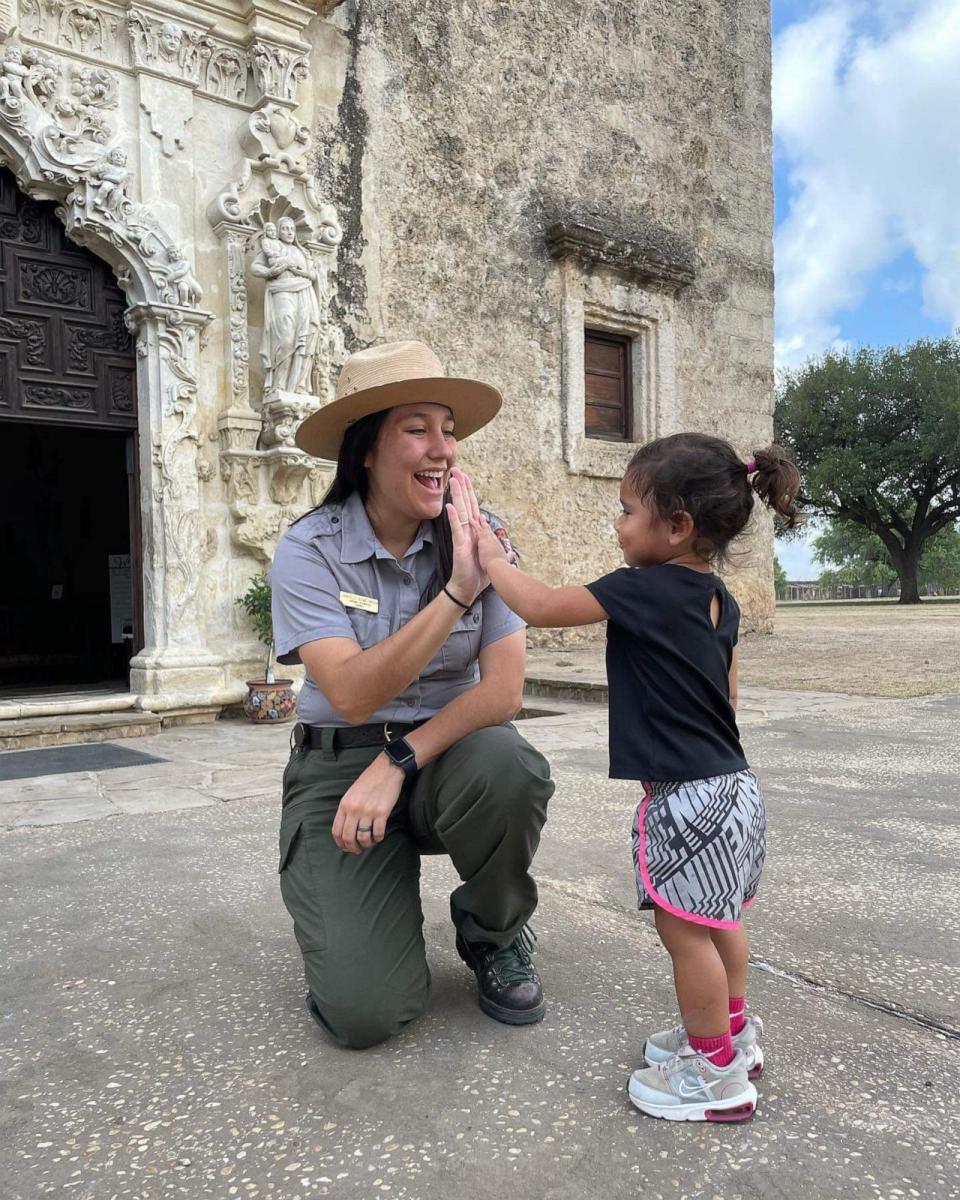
left=0, top=168, right=143, bottom=690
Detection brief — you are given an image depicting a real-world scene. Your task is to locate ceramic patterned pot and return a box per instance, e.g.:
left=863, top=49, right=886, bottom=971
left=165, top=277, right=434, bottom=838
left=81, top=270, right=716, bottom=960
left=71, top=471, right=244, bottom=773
left=243, top=679, right=296, bottom=723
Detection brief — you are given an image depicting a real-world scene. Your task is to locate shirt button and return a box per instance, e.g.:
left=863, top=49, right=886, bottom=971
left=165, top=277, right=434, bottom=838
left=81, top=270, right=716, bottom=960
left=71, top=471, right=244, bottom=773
left=472, top=613, right=480, bottom=624
left=402, top=576, right=414, bottom=586
left=402, top=698, right=415, bottom=707
left=331, top=516, right=340, bottom=523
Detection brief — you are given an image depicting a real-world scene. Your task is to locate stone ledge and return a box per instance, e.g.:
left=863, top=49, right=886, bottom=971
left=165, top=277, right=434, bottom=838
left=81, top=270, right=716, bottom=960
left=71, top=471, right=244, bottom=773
left=546, top=219, right=696, bottom=290
left=0, top=711, right=162, bottom=752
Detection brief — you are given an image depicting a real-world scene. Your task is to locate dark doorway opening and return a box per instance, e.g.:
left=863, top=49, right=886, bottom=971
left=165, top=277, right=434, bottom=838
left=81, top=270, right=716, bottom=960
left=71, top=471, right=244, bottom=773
left=1, top=422, right=140, bottom=689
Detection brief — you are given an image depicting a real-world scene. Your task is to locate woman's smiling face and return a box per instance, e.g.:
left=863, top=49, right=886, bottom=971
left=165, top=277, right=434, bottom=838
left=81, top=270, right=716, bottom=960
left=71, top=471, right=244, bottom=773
left=364, top=402, right=458, bottom=523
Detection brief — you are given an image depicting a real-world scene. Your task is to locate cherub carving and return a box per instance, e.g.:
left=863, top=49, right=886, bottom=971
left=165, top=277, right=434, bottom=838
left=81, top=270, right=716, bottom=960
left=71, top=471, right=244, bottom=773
left=157, top=244, right=202, bottom=306
left=0, top=45, right=29, bottom=109
left=90, top=146, right=130, bottom=217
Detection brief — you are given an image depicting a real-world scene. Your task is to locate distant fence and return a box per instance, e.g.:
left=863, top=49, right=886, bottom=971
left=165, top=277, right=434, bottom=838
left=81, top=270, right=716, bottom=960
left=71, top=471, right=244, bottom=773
left=780, top=581, right=952, bottom=602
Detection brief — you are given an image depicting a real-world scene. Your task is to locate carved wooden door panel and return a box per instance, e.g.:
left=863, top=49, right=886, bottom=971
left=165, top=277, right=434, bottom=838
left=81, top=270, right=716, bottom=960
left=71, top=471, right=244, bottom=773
left=0, top=168, right=136, bottom=429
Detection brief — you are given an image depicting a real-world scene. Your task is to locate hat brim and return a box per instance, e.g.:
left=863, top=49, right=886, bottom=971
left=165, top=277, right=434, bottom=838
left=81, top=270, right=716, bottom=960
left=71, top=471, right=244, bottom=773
left=294, top=376, right=503, bottom=461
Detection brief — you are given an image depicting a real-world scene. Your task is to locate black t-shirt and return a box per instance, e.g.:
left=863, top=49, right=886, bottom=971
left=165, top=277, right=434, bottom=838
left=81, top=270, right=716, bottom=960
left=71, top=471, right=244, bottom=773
left=585, top=563, right=747, bottom=782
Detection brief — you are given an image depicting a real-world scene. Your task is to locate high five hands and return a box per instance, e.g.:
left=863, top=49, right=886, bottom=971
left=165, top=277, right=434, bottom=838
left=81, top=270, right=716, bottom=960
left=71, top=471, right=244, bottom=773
left=447, top=468, right=513, bottom=577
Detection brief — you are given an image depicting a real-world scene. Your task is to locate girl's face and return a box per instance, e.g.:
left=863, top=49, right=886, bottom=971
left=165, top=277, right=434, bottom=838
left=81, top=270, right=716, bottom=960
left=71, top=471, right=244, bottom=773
left=613, top=479, right=683, bottom=567
left=364, top=402, right=458, bottom=524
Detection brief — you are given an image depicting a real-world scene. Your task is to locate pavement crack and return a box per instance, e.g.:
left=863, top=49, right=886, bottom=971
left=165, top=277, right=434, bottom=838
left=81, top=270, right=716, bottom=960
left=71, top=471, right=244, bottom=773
left=749, top=958, right=960, bottom=1041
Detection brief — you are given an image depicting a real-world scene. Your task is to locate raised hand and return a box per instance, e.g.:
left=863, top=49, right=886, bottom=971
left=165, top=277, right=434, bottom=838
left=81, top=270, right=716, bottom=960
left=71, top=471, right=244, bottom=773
left=446, top=469, right=489, bottom=603
left=475, top=516, right=508, bottom=572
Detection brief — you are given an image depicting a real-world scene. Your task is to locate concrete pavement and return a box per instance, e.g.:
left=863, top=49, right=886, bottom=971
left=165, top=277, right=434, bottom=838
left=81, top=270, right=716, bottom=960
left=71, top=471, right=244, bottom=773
left=1, top=689, right=959, bottom=1199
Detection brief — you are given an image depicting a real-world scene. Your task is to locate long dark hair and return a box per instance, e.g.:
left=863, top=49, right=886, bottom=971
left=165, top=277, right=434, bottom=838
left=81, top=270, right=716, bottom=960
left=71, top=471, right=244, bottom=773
left=297, top=409, right=455, bottom=607
left=624, top=432, right=801, bottom=566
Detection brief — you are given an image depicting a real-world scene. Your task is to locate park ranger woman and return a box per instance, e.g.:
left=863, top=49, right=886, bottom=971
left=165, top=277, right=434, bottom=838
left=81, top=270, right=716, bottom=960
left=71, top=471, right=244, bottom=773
left=269, top=340, right=554, bottom=1049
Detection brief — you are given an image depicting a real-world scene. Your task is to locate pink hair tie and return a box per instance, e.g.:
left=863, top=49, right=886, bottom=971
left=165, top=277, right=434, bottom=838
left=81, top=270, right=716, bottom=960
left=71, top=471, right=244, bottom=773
left=744, top=458, right=757, bottom=473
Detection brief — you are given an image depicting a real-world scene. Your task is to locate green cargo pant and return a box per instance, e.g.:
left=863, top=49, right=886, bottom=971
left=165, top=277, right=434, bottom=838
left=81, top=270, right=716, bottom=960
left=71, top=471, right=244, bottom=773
left=278, top=722, right=554, bottom=1049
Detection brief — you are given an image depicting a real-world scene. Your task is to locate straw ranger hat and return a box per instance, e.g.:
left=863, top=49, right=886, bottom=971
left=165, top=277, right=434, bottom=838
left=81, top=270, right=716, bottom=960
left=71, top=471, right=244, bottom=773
left=295, top=340, right=503, bottom=461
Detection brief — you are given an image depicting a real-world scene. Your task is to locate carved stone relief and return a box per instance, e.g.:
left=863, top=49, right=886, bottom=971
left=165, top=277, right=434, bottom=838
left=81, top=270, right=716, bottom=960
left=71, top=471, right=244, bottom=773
left=15, top=4, right=308, bottom=108
left=208, top=95, right=343, bottom=440
left=126, top=303, right=212, bottom=658
left=127, top=9, right=214, bottom=87
left=248, top=40, right=308, bottom=105
left=1, top=1, right=331, bottom=696
left=0, top=43, right=206, bottom=310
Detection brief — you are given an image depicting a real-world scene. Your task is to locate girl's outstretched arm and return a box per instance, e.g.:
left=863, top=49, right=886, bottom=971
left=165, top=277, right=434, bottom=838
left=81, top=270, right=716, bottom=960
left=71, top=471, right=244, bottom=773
left=475, top=520, right=607, bottom=628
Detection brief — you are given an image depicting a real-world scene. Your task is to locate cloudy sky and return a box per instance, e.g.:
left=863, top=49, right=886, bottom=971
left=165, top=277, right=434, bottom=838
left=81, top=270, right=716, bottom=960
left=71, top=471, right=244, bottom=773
left=772, top=0, right=960, bottom=576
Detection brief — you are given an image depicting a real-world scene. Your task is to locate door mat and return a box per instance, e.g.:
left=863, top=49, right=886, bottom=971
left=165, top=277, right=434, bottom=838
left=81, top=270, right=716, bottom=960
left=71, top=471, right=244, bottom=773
left=0, top=743, right=168, bottom=783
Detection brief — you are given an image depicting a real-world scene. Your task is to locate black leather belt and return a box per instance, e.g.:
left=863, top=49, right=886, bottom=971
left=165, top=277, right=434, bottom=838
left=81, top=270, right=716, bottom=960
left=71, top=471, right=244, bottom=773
left=292, top=720, right=426, bottom=751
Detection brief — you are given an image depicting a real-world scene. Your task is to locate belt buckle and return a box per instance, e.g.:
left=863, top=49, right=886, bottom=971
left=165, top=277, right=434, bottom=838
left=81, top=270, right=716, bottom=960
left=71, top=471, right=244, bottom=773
left=382, top=721, right=395, bottom=744
left=292, top=723, right=306, bottom=752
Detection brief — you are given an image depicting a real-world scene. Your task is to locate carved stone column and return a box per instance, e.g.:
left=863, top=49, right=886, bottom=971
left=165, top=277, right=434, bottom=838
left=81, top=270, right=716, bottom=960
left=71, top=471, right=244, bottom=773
left=211, top=216, right=262, bottom=456
left=125, top=302, right=223, bottom=698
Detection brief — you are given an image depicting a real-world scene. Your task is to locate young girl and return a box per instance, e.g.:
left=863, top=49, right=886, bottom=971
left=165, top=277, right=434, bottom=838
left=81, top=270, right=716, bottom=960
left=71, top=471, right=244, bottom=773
left=462, top=432, right=800, bottom=1123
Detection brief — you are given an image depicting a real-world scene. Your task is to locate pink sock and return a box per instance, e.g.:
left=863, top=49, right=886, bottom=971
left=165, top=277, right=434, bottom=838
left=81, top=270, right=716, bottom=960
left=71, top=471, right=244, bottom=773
left=688, top=1031, right=735, bottom=1068
left=729, top=996, right=746, bottom=1036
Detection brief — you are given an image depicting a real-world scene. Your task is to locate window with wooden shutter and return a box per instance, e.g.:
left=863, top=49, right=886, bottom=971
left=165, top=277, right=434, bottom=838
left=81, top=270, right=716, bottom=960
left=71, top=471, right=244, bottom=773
left=584, top=330, right=632, bottom=441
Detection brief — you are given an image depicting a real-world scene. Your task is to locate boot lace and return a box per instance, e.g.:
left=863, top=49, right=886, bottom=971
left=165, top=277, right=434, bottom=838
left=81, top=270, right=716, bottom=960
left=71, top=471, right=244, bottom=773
left=490, top=925, right=537, bottom=985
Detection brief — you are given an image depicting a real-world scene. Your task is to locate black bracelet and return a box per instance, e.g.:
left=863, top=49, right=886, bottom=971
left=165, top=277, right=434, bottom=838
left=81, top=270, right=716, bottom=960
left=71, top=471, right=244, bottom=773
left=442, top=585, right=471, bottom=610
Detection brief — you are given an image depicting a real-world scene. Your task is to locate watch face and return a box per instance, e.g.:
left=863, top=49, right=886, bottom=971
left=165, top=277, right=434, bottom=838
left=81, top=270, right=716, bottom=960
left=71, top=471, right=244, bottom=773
left=386, top=738, right=414, bottom=766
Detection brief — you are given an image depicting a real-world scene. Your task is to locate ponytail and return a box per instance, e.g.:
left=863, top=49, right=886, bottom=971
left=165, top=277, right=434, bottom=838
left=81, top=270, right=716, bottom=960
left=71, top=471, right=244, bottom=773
left=748, top=445, right=801, bottom=529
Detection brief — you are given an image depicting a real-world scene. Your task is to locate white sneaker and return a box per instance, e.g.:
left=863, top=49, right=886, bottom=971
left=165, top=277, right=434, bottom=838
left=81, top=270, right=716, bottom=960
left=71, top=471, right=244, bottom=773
left=643, top=1015, right=764, bottom=1078
left=627, top=1050, right=757, bottom=1122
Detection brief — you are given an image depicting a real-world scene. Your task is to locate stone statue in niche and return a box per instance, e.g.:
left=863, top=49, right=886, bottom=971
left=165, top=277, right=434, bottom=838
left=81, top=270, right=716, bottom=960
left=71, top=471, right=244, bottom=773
left=251, top=216, right=321, bottom=397
left=90, top=145, right=131, bottom=217
left=157, top=245, right=203, bottom=306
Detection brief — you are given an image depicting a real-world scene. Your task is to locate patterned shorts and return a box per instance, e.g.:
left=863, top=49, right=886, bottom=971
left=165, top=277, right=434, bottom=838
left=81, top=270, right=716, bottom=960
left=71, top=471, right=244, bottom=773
left=631, top=769, right=766, bottom=929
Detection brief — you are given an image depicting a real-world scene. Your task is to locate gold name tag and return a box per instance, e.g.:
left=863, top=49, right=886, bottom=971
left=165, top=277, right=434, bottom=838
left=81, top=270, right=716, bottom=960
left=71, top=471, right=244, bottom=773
left=340, top=590, right=379, bottom=614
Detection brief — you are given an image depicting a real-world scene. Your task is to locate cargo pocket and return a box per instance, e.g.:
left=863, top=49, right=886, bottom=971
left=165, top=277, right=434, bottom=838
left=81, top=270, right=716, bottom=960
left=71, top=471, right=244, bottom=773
left=278, top=819, right=302, bottom=873
left=278, top=817, right=326, bottom=953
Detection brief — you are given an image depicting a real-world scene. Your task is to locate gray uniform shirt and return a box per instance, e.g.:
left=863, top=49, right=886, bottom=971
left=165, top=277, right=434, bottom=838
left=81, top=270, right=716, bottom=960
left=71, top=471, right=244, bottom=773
left=269, top=491, right=525, bottom=727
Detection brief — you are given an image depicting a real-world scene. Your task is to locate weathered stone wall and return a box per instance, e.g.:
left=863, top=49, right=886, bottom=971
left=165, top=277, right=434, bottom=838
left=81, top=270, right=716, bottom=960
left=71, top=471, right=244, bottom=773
left=313, top=0, right=775, bottom=635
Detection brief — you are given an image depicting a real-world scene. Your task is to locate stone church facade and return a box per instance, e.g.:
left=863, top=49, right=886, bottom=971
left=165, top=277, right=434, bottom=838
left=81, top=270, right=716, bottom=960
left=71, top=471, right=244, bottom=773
left=1, top=1, right=774, bottom=721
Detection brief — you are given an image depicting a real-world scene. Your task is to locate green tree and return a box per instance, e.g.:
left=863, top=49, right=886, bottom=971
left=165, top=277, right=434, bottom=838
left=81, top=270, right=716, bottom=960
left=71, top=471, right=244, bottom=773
left=918, top=524, right=960, bottom=594
left=814, top=519, right=960, bottom=596
left=813, top=523, right=897, bottom=593
left=773, top=554, right=788, bottom=599
left=775, top=338, right=960, bottom=603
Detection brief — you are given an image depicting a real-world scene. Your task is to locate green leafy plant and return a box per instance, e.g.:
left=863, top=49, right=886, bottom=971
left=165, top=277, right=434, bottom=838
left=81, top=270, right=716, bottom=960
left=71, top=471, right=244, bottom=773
left=236, top=573, right=275, bottom=682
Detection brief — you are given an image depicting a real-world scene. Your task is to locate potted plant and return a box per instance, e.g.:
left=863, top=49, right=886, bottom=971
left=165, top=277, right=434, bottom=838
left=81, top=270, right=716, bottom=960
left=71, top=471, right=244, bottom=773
left=235, top=573, right=296, bottom=723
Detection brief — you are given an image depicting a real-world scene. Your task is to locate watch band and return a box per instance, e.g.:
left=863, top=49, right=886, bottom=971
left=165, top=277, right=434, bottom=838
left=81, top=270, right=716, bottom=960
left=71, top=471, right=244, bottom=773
left=383, top=735, right=419, bottom=780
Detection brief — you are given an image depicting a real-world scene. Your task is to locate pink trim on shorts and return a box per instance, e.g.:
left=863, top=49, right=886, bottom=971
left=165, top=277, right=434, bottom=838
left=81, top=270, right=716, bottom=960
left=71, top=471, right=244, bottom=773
left=636, top=789, right=743, bottom=931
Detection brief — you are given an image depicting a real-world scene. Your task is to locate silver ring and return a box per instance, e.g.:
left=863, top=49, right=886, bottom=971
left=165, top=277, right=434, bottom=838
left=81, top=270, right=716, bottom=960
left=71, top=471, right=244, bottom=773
left=459, top=518, right=470, bottom=525
left=357, top=824, right=373, bottom=834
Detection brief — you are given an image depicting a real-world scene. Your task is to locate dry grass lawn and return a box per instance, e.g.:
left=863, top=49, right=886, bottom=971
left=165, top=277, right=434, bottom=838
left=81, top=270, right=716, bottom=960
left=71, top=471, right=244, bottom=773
left=739, top=601, right=960, bottom=697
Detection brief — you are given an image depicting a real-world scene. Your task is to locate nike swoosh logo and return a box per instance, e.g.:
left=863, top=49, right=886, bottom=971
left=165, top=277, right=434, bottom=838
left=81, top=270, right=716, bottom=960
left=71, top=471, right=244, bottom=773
left=677, top=1078, right=716, bottom=1099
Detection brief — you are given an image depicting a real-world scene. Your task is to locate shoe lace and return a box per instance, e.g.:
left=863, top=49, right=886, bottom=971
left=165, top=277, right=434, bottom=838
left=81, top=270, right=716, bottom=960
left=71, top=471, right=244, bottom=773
left=490, top=925, right=537, bottom=985
left=658, top=1052, right=690, bottom=1079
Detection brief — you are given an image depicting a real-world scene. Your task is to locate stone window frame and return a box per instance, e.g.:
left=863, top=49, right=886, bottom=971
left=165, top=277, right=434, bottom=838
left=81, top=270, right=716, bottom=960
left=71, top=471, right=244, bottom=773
left=547, top=219, right=694, bottom=480
left=560, top=293, right=678, bottom=479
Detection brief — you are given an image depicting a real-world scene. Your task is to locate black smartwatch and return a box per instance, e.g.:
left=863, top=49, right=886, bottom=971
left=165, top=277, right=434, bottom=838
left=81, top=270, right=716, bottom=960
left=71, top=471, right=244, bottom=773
left=383, top=736, right=419, bottom=780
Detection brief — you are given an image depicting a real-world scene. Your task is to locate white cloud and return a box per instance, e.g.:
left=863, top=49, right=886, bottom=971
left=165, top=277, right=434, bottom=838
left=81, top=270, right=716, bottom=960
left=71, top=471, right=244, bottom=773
left=773, top=0, right=960, bottom=369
